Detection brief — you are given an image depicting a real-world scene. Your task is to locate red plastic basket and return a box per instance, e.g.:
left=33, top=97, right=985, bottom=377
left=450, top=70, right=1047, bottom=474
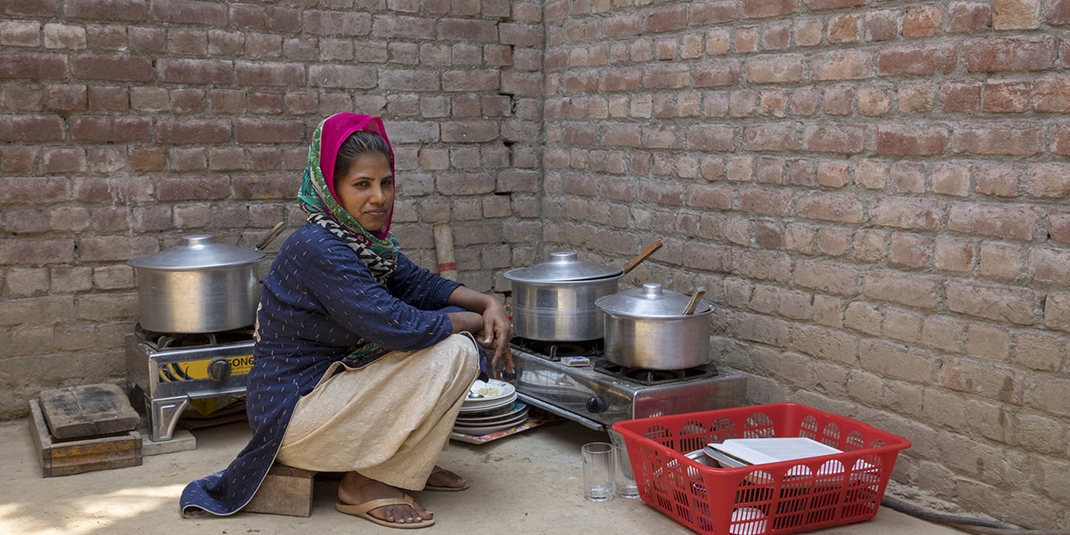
left=612, top=403, right=911, bottom=535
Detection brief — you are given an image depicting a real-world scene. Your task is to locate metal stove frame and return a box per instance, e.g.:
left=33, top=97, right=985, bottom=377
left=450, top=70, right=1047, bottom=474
left=125, top=328, right=254, bottom=442
left=509, top=339, right=747, bottom=432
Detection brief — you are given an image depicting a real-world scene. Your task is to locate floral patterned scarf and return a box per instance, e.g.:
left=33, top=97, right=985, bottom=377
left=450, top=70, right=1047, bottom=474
left=296, top=113, right=401, bottom=364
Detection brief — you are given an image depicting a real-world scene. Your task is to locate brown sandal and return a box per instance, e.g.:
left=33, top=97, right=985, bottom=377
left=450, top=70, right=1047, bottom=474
left=335, top=495, right=435, bottom=529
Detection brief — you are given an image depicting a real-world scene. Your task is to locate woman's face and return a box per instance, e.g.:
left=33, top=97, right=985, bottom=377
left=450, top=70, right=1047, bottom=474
left=335, top=152, right=394, bottom=232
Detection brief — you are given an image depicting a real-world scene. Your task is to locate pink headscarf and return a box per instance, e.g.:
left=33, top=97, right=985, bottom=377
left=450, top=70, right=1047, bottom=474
left=316, top=113, right=396, bottom=239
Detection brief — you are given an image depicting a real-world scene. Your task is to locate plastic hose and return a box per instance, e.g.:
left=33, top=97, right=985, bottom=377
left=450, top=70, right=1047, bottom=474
left=881, top=495, right=1070, bottom=535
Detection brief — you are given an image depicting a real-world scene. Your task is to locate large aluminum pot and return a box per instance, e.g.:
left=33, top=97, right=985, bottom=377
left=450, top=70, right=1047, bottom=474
left=504, top=252, right=622, bottom=341
left=596, top=283, right=716, bottom=370
left=128, top=234, right=270, bottom=333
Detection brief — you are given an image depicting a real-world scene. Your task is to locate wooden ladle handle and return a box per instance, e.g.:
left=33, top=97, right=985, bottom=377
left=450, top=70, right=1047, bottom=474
left=683, top=287, right=707, bottom=315
left=621, top=241, right=663, bottom=274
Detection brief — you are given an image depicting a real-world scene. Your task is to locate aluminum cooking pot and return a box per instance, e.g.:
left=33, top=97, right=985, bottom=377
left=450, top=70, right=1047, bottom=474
left=596, top=283, right=716, bottom=370
left=504, top=242, right=662, bottom=341
left=128, top=224, right=284, bottom=333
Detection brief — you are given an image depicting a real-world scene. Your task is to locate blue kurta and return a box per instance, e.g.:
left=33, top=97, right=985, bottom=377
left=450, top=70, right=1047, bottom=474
left=180, top=223, right=462, bottom=517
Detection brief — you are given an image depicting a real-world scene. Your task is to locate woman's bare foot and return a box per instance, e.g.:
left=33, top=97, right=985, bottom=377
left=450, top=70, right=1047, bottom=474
left=425, top=465, right=468, bottom=490
left=337, top=472, right=433, bottom=525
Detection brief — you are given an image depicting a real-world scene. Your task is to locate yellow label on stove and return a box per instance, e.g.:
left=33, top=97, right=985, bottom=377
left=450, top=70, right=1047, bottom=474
left=158, top=355, right=255, bottom=382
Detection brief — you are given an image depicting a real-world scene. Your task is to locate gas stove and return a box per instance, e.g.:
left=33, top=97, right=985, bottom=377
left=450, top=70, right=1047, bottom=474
left=509, top=337, right=747, bottom=432
left=125, top=325, right=254, bottom=442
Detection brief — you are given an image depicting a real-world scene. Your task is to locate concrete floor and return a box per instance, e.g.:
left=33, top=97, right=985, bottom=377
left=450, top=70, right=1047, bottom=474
left=1, top=416, right=967, bottom=535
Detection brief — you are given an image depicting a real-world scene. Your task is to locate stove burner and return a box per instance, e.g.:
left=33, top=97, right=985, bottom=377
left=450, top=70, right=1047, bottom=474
left=595, top=361, right=719, bottom=386
left=136, top=325, right=255, bottom=351
left=510, top=337, right=602, bottom=361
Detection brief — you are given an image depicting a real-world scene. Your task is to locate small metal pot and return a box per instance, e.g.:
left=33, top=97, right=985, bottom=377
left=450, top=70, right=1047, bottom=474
left=596, top=283, right=716, bottom=370
left=128, top=225, right=283, bottom=333
left=505, top=252, right=622, bottom=341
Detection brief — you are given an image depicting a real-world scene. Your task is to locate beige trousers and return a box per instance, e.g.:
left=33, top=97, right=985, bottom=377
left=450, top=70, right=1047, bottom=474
left=277, top=333, right=480, bottom=491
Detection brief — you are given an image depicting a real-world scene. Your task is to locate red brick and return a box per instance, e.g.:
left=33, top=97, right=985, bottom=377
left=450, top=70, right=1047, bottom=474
left=73, top=176, right=151, bottom=203
left=742, top=0, right=796, bottom=18
left=129, top=26, right=166, bottom=54
left=600, top=68, right=641, bottom=92
left=797, top=192, right=863, bottom=223
left=877, top=43, right=958, bottom=76
left=442, top=120, right=498, bottom=143
left=947, top=202, right=1037, bottom=241
left=155, top=175, right=231, bottom=202
left=642, top=63, right=690, bottom=89
left=1044, top=292, right=1070, bottom=333
left=949, top=1, right=992, bottom=32
left=813, top=49, right=873, bottom=80
left=1047, top=0, right=1070, bottom=24
left=0, top=147, right=37, bottom=173
left=823, top=86, right=853, bottom=115
left=70, top=116, right=150, bottom=142
left=0, top=238, right=74, bottom=265
left=1048, top=212, right=1070, bottom=244
left=86, top=24, right=126, bottom=51
left=249, top=92, right=282, bottom=115
left=304, top=9, right=369, bottom=36
left=736, top=250, right=791, bottom=283
left=67, top=0, right=146, bottom=21
left=889, top=161, right=926, bottom=193
left=946, top=280, right=1035, bottom=325
left=904, top=5, right=943, bottom=37
left=963, top=36, right=1058, bottom=72
left=1054, top=124, right=1070, bottom=155
left=500, top=23, right=542, bottom=47
left=890, top=232, right=931, bottom=269
left=0, top=0, right=60, bottom=16
left=0, top=52, right=67, bottom=80
left=742, top=123, right=796, bottom=151
left=641, top=124, right=684, bottom=149
left=600, top=124, right=640, bottom=147
left=442, top=69, right=499, bottom=92
left=158, top=58, right=233, bottom=85
left=864, top=269, right=940, bottom=309
left=44, top=84, right=87, bottom=113
left=170, top=88, right=207, bottom=113
left=870, top=196, right=942, bottom=231
left=805, top=0, right=865, bottom=9
left=638, top=180, right=686, bottom=206
left=794, top=258, right=859, bottom=295
left=71, top=54, right=153, bottom=82
left=983, top=79, right=1032, bottom=112
left=694, top=59, right=744, bottom=87
left=739, top=186, right=792, bottom=216
left=157, top=119, right=232, bottom=145
left=1027, top=163, right=1070, bottom=199
left=88, top=86, right=129, bottom=111
left=952, top=121, right=1044, bottom=156
left=686, top=183, right=733, bottom=210
left=827, top=15, right=859, bottom=44
left=130, top=148, right=165, bottom=172
left=0, top=115, right=65, bottom=142
left=42, top=147, right=86, bottom=173
left=1034, top=74, right=1070, bottom=112
left=0, top=177, right=68, bottom=203
left=232, top=174, right=294, bottom=200
left=802, top=124, right=865, bottom=154
left=438, top=18, right=498, bottom=42
left=865, top=10, right=898, bottom=41
left=975, top=162, right=1020, bottom=197
left=644, top=5, right=688, bottom=32
left=603, top=12, right=641, bottom=37
left=748, top=54, right=805, bottom=83
left=151, top=0, right=228, bottom=25
left=1027, top=248, right=1070, bottom=285
left=562, top=124, right=597, bottom=146
left=235, top=61, right=305, bottom=87
left=875, top=123, right=950, bottom=156
left=380, top=70, right=440, bottom=92
left=231, top=4, right=301, bottom=32
left=941, top=79, right=983, bottom=113
left=308, top=64, right=378, bottom=90
left=689, top=1, right=734, bottom=25
left=234, top=118, right=305, bottom=144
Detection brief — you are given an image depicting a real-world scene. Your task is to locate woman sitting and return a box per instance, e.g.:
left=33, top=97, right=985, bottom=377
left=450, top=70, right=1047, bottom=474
left=180, top=112, right=513, bottom=529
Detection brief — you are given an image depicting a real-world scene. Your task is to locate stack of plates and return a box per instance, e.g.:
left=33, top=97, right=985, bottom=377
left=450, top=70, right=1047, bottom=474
left=454, top=379, right=528, bottom=436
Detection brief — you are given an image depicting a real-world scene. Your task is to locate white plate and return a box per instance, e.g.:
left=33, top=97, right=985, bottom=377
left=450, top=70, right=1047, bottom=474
left=466, top=379, right=516, bottom=403
left=456, top=404, right=528, bottom=425
left=459, top=392, right=516, bottom=413
left=453, top=413, right=529, bottom=436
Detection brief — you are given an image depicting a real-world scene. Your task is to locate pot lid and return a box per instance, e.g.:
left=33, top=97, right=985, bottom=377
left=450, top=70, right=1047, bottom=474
left=503, top=251, right=622, bottom=283
left=596, top=283, right=715, bottom=317
left=127, top=235, right=265, bottom=271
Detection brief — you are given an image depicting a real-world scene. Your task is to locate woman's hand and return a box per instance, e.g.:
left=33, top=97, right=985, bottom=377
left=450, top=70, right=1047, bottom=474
left=447, top=287, right=514, bottom=376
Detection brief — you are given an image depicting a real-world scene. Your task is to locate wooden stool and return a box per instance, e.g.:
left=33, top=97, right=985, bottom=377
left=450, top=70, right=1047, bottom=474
left=246, top=463, right=318, bottom=517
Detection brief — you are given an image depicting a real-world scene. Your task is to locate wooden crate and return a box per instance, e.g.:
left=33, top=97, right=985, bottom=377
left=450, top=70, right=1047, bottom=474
left=245, top=463, right=317, bottom=517
left=29, top=399, right=142, bottom=477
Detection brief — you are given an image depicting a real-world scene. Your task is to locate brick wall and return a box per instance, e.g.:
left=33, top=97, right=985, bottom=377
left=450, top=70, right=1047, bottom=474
left=542, top=0, right=1069, bottom=529
left=0, top=0, right=543, bottom=415
left=3, top=0, right=1070, bottom=529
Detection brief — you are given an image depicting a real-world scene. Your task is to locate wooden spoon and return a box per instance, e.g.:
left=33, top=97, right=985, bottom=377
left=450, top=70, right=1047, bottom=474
left=621, top=241, right=663, bottom=274
left=683, top=286, right=707, bottom=315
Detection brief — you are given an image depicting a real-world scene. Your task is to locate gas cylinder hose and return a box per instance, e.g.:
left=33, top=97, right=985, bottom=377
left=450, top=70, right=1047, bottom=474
left=881, top=495, right=1070, bottom=535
